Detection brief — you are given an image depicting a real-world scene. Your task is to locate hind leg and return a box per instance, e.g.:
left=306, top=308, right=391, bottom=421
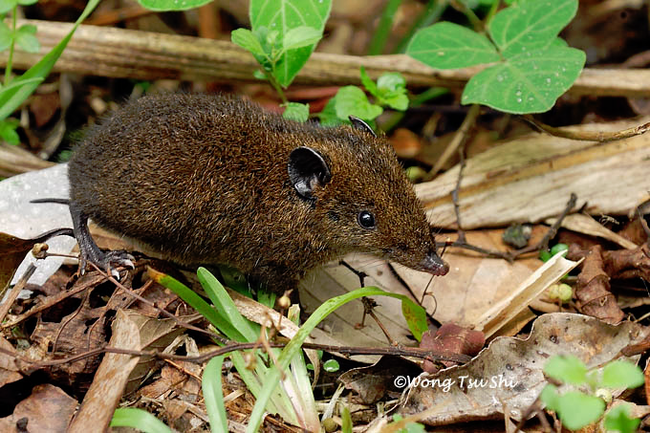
left=69, top=201, right=135, bottom=278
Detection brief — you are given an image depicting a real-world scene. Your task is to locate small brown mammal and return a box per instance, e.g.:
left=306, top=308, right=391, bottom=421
left=63, top=93, right=448, bottom=291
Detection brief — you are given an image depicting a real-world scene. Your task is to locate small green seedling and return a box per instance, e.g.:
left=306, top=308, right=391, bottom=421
left=541, top=355, right=644, bottom=431
left=318, top=68, right=410, bottom=126
left=231, top=0, right=332, bottom=105
left=406, top=0, right=586, bottom=114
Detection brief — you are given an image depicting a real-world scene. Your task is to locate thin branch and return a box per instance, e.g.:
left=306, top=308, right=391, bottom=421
left=524, top=116, right=650, bottom=142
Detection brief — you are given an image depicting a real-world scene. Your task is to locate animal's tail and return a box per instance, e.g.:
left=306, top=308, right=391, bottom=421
left=30, top=198, right=70, bottom=205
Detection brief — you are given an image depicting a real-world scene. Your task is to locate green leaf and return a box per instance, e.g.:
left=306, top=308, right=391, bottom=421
left=249, top=0, right=332, bottom=87
left=360, top=66, right=379, bottom=98
left=601, top=361, right=645, bottom=389
left=0, top=21, right=11, bottom=51
left=377, top=72, right=406, bottom=94
left=282, top=26, right=322, bottom=50
left=282, top=102, right=309, bottom=122
left=381, top=93, right=409, bottom=111
left=137, top=0, right=213, bottom=12
left=231, top=28, right=265, bottom=57
left=0, top=118, right=20, bottom=144
left=333, top=86, right=383, bottom=122
left=0, top=0, right=101, bottom=121
left=202, top=356, right=228, bottom=432
left=323, top=359, right=339, bottom=372
left=604, top=404, right=641, bottom=433
left=489, top=0, right=579, bottom=58
left=17, top=0, right=38, bottom=5
left=401, top=298, right=427, bottom=341
left=110, top=408, right=171, bottom=433
left=461, top=46, right=585, bottom=114
left=197, top=267, right=260, bottom=343
left=16, top=24, right=40, bottom=53
left=540, top=384, right=560, bottom=411
left=544, top=355, right=587, bottom=385
left=407, top=22, right=500, bottom=69
left=0, top=0, right=16, bottom=14
left=376, top=72, right=409, bottom=111
left=316, top=98, right=343, bottom=127
left=147, top=268, right=247, bottom=342
left=554, top=391, right=605, bottom=430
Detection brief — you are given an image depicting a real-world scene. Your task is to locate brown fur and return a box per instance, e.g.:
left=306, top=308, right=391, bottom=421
left=68, top=93, right=447, bottom=291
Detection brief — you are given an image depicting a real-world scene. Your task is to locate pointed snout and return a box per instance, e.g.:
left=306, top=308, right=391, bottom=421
left=421, top=251, right=449, bottom=276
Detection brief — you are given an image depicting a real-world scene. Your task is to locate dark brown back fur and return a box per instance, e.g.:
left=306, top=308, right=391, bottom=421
left=68, top=93, right=445, bottom=290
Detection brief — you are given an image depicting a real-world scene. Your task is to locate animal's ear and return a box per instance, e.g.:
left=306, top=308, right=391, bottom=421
left=288, top=147, right=332, bottom=200
left=348, top=116, right=376, bottom=137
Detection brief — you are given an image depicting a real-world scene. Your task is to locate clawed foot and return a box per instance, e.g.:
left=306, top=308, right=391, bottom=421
left=79, top=249, right=136, bottom=279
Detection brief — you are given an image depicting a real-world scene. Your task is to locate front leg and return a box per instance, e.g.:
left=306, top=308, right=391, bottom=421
left=69, top=202, right=135, bottom=278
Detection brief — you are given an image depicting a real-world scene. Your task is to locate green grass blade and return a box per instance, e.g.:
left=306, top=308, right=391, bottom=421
left=147, top=268, right=245, bottom=341
left=110, top=408, right=171, bottom=433
left=367, top=0, right=402, bottom=55
left=202, top=356, right=229, bottom=433
left=197, top=267, right=260, bottom=342
left=246, top=286, right=391, bottom=433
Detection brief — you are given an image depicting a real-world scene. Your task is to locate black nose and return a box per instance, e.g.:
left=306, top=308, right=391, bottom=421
left=421, top=251, right=449, bottom=276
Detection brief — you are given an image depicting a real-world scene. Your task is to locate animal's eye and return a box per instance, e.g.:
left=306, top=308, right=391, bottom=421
left=357, top=211, right=376, bottom=230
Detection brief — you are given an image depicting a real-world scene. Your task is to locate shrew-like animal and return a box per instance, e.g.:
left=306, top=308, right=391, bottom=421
left=54, top=93, right=448, bottom=291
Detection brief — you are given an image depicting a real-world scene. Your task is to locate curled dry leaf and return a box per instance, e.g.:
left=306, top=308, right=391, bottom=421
left=400, top=313, right=646, bottom=426
left=420, top=324, right=485, bottom=373
left=546, top=213, right=638, bottom=250
left=568, top=243, right=650, bottom=324
left=416, top=118, right=650, bottom=229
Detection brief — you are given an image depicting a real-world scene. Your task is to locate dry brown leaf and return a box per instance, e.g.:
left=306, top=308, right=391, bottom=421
left=339, top=356, right=422, bottom=404
left=420, top=324, right=485, bottom=373
left=400, top=313, right=646, bottom=426
left=0, top=384, right=77, bottom=432
left=122, top=312, right=185, bottom=395
left=417, top=118, right=650, bottom=229
left=546, top=213, right=638, bottom=249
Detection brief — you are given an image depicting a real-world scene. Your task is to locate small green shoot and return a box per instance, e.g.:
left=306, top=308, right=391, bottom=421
left=541, top=355, right=644, bottom=431
left=319, top=69, right=410, bottom=126
left=323, top=358, right=339, bottom=373
left=406, top=0, right=586, bottom=114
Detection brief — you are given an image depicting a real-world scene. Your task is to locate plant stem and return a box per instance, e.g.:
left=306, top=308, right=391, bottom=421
left=450, top=0, right=482, bottom=32
left=367, top=0, right=403, bottom=55
left=484, top=0, right=500, bottom=25
left=394, top=0, right=449, bottom=54
left=4, top=7, right=17, bottom=86
left=264, top=69, right=288, bottom=104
